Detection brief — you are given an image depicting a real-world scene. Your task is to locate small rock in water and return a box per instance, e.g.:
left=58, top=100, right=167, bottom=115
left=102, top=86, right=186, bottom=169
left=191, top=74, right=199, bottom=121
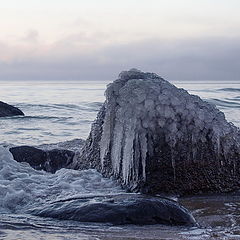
left=0, top=101, right=24, bottom=117
left=9, top=146, right=75, bottom=173
left=9, top=146, right=46, bottom=170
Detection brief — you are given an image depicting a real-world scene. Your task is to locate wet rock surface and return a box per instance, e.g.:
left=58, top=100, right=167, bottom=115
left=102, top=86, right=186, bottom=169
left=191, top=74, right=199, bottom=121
left=0, top=101, right=24, bottom=117
left=9, top=146, right=75, bottom=173
left=37, top=138, right=85, bottom=152
left=31, top=194, right=196, bottom=226
left=72, top=69, right=240, bottom=195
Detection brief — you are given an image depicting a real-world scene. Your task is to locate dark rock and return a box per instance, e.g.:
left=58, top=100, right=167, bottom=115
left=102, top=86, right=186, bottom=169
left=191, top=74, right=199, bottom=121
left=72, top=69, right=240, bottom=196
left=9, top=146, right=47, bottom=170
left=37, top=138, right=85, bottom=152
left=31, top=194, right=196, bottom=226
left=45, top=149, right=75, bottom=173
left=0, top=101, right=24, bottom=117
left=9, top=146, right=75, bottom=173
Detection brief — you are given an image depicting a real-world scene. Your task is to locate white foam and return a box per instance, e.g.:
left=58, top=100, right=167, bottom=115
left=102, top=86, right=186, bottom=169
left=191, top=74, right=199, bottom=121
left=0, top=146, right=123, bottom=214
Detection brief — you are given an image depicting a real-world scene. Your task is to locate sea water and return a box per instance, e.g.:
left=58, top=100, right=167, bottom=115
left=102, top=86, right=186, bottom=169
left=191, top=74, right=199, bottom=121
left=0, top=80, right=240, bottom=240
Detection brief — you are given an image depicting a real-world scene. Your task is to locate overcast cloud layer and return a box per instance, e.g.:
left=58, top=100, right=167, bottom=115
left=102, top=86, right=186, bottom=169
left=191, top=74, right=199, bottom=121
left=0, top=0, right=240, bottom=81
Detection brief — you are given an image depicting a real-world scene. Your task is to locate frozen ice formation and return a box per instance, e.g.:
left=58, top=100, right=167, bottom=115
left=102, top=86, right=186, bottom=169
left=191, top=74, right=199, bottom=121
left=73, top=69, right=240, bottom=195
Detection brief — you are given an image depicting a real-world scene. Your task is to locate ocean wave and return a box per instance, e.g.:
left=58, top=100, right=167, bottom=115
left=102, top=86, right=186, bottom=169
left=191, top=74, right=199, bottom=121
left=226, top=97, right=240, bottom=102
left=207, top=98, right=240, bottom=108
left=0, top=115, right=73, bottom=120
left=218, top=88, right=240, bottom=92
left=16, top=127, right=43, bottom=131
left=17, top=102, right=102, bottom=112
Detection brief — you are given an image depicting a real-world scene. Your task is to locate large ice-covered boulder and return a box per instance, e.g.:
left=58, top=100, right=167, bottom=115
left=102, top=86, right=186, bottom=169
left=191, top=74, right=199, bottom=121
left=73, top=69, right=240, bottom=195
left=0, top=101, right=24, bottom=117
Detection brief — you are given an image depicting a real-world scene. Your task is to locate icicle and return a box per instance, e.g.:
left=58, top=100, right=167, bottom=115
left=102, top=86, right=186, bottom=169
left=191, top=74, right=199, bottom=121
left=122, top=125, right=135, bottom=184
left=99, top=112, right=111, bottom=167
left=111, top=121, right=124, bottom=175
left=140, top=133, right=147, bottom=181
left=171, top=151, right=176, bottom=183
left=216, top=134, right=221, bottom=158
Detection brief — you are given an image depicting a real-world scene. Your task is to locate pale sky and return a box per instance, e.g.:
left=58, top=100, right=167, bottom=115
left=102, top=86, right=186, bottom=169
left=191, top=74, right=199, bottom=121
left=0, top=0, right=240, bottom=80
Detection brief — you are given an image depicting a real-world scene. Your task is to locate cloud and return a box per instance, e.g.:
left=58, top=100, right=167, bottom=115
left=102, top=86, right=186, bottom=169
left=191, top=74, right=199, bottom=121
left=21, top=29, right=39, bottom=43
left=0, top=35, right=239, bottom=81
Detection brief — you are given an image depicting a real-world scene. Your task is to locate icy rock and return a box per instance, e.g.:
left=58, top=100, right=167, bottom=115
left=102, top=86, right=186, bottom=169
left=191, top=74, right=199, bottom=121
left=73, top=69, right=240, bottom=195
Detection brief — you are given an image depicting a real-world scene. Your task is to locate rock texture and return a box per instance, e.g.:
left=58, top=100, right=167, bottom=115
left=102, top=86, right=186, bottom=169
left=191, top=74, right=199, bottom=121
left=10, top=146, right=75, bottom=173
left=31, top=194, right=196, bottom=226
left=0, top=101, right=24, bottom=117
left=73, top=69, right=240, bottom=195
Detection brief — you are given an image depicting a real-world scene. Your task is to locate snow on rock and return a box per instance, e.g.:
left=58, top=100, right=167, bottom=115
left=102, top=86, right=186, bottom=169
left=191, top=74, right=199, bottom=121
left=73, top=69, right=240, bottom=195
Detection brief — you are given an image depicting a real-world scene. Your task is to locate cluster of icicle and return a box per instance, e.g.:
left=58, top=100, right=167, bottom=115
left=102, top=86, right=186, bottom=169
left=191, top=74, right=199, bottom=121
left=98, top=69, right=240, bottom=185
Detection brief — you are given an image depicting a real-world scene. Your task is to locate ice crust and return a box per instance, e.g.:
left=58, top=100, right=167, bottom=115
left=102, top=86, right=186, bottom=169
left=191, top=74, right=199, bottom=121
left=0, top=146, right=123, bottom=213
left=90, top=69, right=240, bottom=190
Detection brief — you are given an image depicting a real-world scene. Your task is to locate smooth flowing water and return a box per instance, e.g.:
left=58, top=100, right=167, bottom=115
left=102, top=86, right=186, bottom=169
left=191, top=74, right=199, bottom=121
left=0, top=80, right=240, bottom=240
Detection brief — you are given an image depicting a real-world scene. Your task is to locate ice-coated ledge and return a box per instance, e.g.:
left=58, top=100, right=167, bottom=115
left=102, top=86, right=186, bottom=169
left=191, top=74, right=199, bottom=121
left=73, top=69, right=240, bottom=195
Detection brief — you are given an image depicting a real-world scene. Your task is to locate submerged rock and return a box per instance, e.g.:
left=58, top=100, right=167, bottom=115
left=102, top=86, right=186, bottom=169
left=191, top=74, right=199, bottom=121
left=73, top=69, right=240, bottom=195
left=31, top=194, right=196, bottom=226
left=9, top=146, right=75, bottom=173
left=0, top=101, right=24, bottom=117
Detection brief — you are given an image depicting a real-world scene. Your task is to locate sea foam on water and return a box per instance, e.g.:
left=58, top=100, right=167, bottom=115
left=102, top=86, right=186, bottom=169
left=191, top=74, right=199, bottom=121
left=0, top=146, right=122, bottom=214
